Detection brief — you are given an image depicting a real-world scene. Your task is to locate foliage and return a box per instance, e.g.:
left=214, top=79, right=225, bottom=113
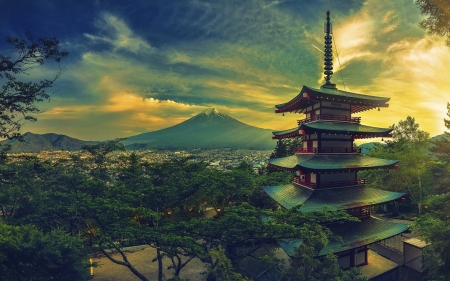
left=0, top=156, right=48, bottom=223
left=0, top=141, right=359, bottom=281
left=428, top=103, right=450, bottom=195
left=82, top=138, right=126, bottom=179
left=430, top=102, right=450, bottom=162
left=247, top=168, right=291, bottom=209
left=0, top=221, right=88, bottom=281
left=446, top=102, right=450, bottom=133
left=390, top=116, right=429, bottom=145
left=414, top=103, right=450, bottom=279
left=206, top=246, right=251, bottom=281
left=283, top=252, right=366, bottom=281
left=280, top=223, right=366, bottom=281
left=415, top=192, right=450, bottom=280
left=0, top=31, right=68, bottom=139
left=416, top=0, right=450, bottom=46
left=360, top=117, right=431, bottom=214
left=180, top=203, right=357, bottom=280
left=270, top=138, right=302, bottom=159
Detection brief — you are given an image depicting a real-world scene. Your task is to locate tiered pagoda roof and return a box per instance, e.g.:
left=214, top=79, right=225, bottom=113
left=275, top=86, right=390, bottom=114
left=278, top=216, right=409, bottom=257
left=272, top=121, right=393, bottom=139
left=263, top=184, right=405, bottom=211
left=268, top=154, right=398, bottom=172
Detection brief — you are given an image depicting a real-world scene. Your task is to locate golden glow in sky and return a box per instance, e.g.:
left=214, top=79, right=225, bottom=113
left=2, top=0, right=448, bottom=140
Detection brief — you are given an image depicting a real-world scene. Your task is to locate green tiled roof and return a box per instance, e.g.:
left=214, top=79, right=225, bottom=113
left=275, top=86, right=390, bottom=113
left=302, top=121, right=392, bottom=135
left=273, top=127, right=301, bottom=136
left=263, top=184, right=314, bottom=209
left=263, top=184, right=405, bottom=211
left=306, top=86, right=390, bottom=102
left=272, top=122, right=392, bottom=138
left=269, top=154, right=398, bottom=171
left=278, top=216, right=409, bottom=257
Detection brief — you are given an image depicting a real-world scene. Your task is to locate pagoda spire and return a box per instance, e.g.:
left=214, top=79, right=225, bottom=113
left=322, top=11, right=337, bottom=89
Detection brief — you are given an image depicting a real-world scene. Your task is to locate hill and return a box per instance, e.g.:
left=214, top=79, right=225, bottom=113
left=357, top=142, right=380, bottom=155
left=1, top=132, right=96, bottom=153
left=123, top=108, right=276, bottom=150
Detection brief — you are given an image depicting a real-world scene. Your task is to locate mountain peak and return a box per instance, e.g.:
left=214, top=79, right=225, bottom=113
left=201, top=108, right=220, bottom=115
left=196, top=108, right=229, bottom=120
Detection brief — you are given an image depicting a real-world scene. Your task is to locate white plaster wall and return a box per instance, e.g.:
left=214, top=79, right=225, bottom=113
left=404, top=244, right=424, bottom=272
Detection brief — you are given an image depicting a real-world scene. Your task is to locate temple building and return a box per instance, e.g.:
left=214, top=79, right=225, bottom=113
left=263, top=11, right=409, bottom=279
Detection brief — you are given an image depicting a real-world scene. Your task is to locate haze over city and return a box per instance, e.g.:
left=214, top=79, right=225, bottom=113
left=1, top=0, right=447, bottom=141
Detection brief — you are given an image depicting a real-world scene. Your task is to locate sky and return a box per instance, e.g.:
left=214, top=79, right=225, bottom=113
left=1, top=0, right=448, bottom=141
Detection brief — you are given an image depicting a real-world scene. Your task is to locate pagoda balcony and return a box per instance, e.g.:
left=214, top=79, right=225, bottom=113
left=293, top=177, right=367, bottom=189
left=295, top=147, right=362, bottom=154
left=298, top=114, right=361, bottom=125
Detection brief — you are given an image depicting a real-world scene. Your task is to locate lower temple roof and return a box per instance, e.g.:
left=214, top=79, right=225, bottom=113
left=278, top=216, right=409, bottom=257
left=269, top=154, right=398, bottom=172
left=262, top=184, right=405, bottom=211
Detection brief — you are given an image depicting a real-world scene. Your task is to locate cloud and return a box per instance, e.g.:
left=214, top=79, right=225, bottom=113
left=168, top=51, right=192, bottom=64
left=380, top=10, right=399, bottom=34
left=13, top=0, right=450, bottom=140
left=104, top=93, right=191, bottom=112
left=84, top=12, right=156, bottom=54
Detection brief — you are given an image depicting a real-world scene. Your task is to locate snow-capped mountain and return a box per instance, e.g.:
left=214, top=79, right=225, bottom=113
left=123, top=108, right=275, bottom=149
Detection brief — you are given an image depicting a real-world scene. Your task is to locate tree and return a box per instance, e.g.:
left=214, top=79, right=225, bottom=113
left=180, top=204, right=357, bottom=281
left=430, top=102, right=450, bottom=162
left=206, top=246, right=251, bottom=281
left=415, top=192, right=450, bottom=280
left=282, top=231, right=367, bottom=281
left=416, top=0, right=450, bottom=46
left=390, top=116, right=429, bottom=145
left=0, top=157, right=41, bottom=221
left=22, top=150, right=207, bottom=281
left=0, top=222, right=88, bottom=281
left=0, top=31, right=68, bottom=139
left=1, top=144, right=364, bottom=281
left=82, top=138, right=126, bottom=179
left=270, top=138, right=302, bottom=159
left=361, top=117, right=431, bottom=215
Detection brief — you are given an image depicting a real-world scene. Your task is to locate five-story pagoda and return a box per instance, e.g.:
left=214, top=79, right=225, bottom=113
left=263, top=11, right=408, bottom=270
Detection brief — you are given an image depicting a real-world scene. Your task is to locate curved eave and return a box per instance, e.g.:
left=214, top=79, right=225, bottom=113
left=278, top=216, right=409, bottom=257
left=272, top=122, right=393, bottom=140
left=262, top=184, right=405, bottom=211
left=269, top=154, right=399, bottom=172
left=272, top=127, right=303, bottom=139
left=301, top=121, right=393, bottom=137
left=275, top=86, right=390, bottom=114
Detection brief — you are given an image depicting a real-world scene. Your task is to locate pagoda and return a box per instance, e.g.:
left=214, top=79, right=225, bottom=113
left=263, top=11, right=408, bottom=270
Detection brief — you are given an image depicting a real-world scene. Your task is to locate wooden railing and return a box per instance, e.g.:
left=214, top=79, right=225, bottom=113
left=297, top=114, right=361, bottom=125
left=292, top=177, right=367, bottom=189
left=295, top=147, right=362, bottom=154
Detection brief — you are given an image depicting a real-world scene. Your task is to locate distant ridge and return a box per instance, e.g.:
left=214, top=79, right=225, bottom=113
left=1, top=132, right=96, bottom=153
left=123, top=108, right=276, bottom=150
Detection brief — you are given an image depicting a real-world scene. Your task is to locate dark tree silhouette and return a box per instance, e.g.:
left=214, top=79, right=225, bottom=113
left=416, top=0, right=450, bottom=46
left=0, top=31, right=68, bottom=139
